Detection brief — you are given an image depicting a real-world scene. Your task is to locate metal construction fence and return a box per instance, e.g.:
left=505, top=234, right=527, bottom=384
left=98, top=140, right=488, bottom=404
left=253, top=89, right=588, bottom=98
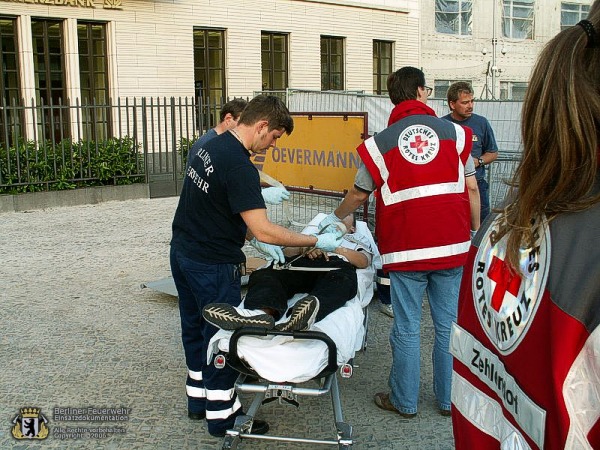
left=266, top=156, right=518, bottom=234
left=285, top=89, right=523, bottom=154
left=283, top=88, right=522, bottom=210
left=1, top=92, right=521, bottom=201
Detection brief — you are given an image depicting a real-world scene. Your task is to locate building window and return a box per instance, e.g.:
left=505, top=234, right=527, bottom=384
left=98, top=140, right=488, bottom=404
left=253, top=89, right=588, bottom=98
left=321, top=36, right=344, bottom=91
left=261, top=32, right=288, bottom=92
left=373, top=40, right=392, bottom=95
left=433, top=79, right=472, bottom=99
left=0, top=17, right=21, bottom=146
left=193, top=29, right=225, bottom=102
left=502, top=0, right=534, bottom=40
left=500, top=81, right=528, bottom=100
left=32, top=19, right=68, bottom=142
left=78, top=22, right=110, bottom=140
left=193, top=28, right=225, bottom=129
left=561, top=3, right=590, bottom=30
left=435, top=0, right=472, bottom=35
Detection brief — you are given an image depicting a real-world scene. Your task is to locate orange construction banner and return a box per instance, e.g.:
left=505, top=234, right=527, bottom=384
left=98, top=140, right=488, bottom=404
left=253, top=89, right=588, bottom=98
left=252, top=113, right=368, bottom=193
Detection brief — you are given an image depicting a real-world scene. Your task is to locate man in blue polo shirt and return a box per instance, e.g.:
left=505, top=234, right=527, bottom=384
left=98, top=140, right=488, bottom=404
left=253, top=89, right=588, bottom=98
left=170, top=95, right=343, bottom=438
left=443, top=82, right=498, bottom=221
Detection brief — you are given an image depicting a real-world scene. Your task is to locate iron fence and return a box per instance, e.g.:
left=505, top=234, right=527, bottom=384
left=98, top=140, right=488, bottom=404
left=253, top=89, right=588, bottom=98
left=1, top=93, right=522, bottom=203
left=0, top=96, right=234, bottom=196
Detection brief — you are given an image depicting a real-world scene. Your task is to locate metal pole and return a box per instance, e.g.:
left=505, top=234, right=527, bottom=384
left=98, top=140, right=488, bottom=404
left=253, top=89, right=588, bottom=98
left=492, top=1, right=497, bottom=99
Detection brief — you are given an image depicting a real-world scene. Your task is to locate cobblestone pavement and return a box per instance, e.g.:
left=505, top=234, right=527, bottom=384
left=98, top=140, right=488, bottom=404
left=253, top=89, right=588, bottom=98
left=0, top=197, right=455, bottom=449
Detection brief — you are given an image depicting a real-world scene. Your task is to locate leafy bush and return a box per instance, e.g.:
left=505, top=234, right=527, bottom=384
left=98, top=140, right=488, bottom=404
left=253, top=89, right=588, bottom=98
left=177, top=135, right=198, bottom=168
left=0, top=137, right=145, bottom=195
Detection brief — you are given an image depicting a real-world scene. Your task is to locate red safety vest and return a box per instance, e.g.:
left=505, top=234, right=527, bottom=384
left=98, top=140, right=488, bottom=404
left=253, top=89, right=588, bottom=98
left=358, top=100, right=473, bottom=271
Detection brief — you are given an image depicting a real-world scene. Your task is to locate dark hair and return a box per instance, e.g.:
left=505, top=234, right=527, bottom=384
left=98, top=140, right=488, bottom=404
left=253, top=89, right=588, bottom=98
left=446, top=81, right=474, bottom=104
left=219, top=98, right=248, bottom=122
left=495, top=0, right=600, bottom=270
left=387, top=67, right=426, bottom=105
left=238, top=95, right=294, bottom=135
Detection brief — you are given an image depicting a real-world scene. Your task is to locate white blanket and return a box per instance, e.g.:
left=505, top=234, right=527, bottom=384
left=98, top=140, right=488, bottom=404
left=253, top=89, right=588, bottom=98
left=207, top=215, right=378, bottom=383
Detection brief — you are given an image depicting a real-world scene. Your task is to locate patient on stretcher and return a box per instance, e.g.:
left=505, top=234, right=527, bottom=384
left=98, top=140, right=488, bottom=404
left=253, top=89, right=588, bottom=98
left=203, top=214, right=374, bottom=333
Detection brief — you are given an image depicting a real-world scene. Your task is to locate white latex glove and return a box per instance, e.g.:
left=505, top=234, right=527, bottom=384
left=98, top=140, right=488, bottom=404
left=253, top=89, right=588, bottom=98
left=261, top=187, right=291, bottom=205
left=249, top=238, right=285, bottom=264
left=318, top=212, right=342, bottom=232
left=324, top=221, right=347, bottom=238
left=314, top=232, right=344, bottom=252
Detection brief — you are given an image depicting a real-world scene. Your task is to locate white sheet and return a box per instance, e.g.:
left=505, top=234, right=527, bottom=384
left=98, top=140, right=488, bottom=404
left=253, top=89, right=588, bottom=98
left=207, top=214, right=378, bottom=383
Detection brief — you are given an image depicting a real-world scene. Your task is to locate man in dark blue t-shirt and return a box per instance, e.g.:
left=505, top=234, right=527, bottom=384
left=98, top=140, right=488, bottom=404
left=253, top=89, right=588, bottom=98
left=170, top=95, right=344, bottom=438
left=187, top=98, right=291, bottom=211
left=186, top=98, right=247, bottom=168
left=443, top=82, right=498, bottom=221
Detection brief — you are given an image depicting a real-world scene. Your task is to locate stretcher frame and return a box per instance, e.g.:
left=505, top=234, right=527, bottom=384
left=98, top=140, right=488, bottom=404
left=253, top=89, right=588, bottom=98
left=216, top=315, right=368, bottom=450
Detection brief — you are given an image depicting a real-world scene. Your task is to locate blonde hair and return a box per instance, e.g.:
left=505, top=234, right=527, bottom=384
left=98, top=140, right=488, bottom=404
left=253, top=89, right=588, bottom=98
left=495, top=1, right=600, bottom=270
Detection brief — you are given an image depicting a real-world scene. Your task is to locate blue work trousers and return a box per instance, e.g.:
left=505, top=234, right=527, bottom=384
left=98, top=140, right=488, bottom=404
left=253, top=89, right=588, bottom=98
left=170, top=247, right=243, bottom=436
left=478, top=177, right=490, bottom=222
left=388, top=267, right=462, bottom=414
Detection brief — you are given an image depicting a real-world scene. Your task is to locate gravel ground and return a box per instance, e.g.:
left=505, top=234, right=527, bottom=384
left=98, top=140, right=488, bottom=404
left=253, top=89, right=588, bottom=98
left=0, top=197, right=454, bottom=449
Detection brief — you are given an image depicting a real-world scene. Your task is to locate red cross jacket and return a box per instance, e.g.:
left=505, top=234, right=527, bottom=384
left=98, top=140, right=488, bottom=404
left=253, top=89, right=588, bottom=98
left=451, top=192, right=600, bottom=449
left=357, top=100, right=473, bottom=271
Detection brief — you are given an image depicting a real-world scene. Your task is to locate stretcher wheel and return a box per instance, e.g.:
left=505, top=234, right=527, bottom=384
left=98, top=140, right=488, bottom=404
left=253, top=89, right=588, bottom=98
left=221, top=434, right=238, bottom=450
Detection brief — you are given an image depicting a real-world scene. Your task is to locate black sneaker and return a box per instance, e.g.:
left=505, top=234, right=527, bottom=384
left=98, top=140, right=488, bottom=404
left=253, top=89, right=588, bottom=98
left=210, top=419, right=270, bottom=438
left=275, top=296, right=320, bottom=332
left=188, top=410, right=205, bottom=420
left=203, top=303, right=275, bottom=330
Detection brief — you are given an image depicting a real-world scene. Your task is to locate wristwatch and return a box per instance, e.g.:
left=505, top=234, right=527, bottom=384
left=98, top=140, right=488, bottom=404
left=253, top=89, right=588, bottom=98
left=477, top=157, right=485, bottom=167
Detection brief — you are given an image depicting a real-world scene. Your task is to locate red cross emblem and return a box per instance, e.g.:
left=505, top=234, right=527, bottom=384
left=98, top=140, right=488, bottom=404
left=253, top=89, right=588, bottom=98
left=487, top=256, right=522, bottom=312
left=410, top=135, right=429, bottom=153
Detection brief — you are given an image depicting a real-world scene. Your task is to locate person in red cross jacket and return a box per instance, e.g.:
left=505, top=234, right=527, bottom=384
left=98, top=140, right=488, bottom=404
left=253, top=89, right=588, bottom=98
left=451, top=3, right=600, bottom=448
left=319, top=66, right=480, bottom=418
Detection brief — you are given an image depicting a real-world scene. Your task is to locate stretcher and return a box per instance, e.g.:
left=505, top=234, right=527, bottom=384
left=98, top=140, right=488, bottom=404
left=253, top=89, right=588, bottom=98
left=207, top=215, right=378, bottom=449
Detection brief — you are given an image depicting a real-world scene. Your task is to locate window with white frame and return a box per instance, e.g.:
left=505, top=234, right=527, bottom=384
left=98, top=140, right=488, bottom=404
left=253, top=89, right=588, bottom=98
left=560, top=3, right=590, bottom=30
left=435, top=0, right=472, bottom=35
left=500, top=81, right=528, bottom=100
left=433, top=79, right=472, bottom=99
left=502, top=0, right=534, bottom=40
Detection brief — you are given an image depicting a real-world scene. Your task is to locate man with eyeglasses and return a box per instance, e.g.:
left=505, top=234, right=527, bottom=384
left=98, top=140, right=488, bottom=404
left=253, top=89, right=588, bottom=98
left=443, top=82, right=498, bottom=221
left=318, top=66, right=480, bottom=418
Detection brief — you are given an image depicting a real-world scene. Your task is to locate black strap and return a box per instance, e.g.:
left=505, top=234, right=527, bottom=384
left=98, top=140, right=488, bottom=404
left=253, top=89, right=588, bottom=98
left=577, top=20, right=599, bottom=49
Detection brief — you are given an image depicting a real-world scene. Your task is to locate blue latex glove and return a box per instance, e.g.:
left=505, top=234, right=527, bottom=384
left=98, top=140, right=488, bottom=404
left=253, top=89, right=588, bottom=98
left=314, top=232, right=344, bottom=252
left=249, top=238, right=285, bottom=264
left=262, top=187, right=291, bottom=205
left=318, top=212, right=342, bottom=232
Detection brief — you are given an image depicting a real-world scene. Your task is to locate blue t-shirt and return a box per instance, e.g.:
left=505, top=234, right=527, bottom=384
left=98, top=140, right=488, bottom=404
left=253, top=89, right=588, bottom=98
left=186, top=128, right=218, bottom=168
left=171, top=131, right=266, bottom=264
left=443, top=113, right=498, bottom=180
